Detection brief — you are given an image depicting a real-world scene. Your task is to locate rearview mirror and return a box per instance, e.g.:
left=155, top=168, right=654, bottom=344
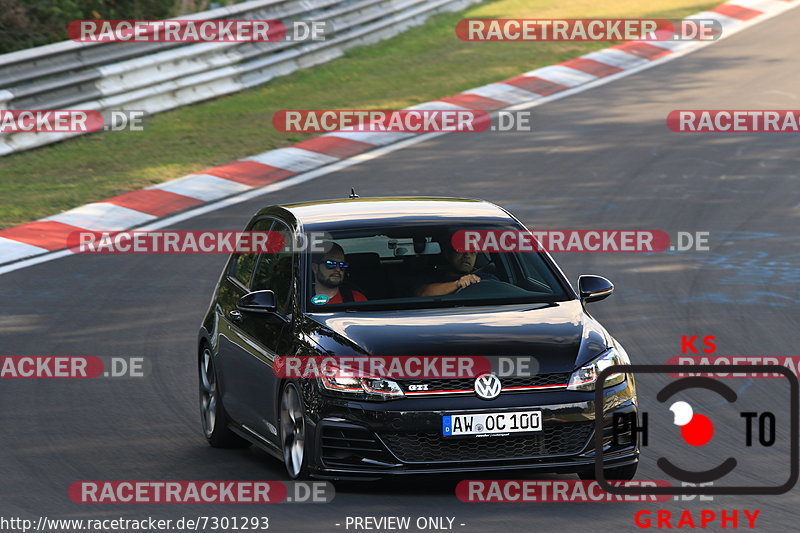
left=578, top=275, right=614, bottom=303
left=237, top=290, right=277, bottom=313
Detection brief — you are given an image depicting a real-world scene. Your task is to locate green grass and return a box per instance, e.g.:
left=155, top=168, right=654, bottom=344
left=0, top=0, right=721, bottom=229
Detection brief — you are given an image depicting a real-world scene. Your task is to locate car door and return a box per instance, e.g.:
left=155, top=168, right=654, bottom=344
left=216, top=217, right=274, bottom=427
left=219, top=217, right=296, bottom=441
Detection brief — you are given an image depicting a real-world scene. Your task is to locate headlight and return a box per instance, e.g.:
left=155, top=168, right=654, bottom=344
left=320, top=369, right=404, bottom=400
left=567, top=346, right=630, bottom=391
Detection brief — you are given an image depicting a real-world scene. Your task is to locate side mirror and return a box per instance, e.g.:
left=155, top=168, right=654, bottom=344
left=237, top=290, right=277, bottom=313
left=578, top=275, right=614, bottom=304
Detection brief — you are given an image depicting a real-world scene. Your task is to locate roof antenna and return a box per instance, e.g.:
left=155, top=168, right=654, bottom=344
left=349, top=187, right=359, bottom=199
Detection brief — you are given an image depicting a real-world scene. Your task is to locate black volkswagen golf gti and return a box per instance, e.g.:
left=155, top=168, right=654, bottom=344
left=197, top=197, right=638, bottom=479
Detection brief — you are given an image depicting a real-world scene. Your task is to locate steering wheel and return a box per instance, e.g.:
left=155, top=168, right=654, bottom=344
left=452, top=278, right=507, bottom=295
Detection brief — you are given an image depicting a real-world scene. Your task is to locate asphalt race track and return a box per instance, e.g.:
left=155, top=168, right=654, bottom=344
left=2, top=7, right=799, bottom=532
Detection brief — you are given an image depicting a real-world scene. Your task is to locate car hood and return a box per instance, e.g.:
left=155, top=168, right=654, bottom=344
left=305, top=300, right=610, bottom=373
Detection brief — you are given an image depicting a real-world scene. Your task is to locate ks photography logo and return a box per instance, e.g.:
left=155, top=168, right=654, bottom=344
left=594, top=365, right=798, bottom=495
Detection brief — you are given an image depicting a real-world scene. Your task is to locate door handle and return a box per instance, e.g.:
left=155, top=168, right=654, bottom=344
left=229, top=309, right=243, bottom=322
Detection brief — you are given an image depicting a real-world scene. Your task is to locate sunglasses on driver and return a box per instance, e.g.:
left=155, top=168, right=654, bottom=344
left=319, top=260, right=349, bottom=270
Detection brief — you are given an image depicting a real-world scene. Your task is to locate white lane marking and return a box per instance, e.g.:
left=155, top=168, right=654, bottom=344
left=325, top=130, right=416, bottom=145
left=0, top=238, right=49, bottom=263
left=465, top=83, right=544, bottom=105
left=582, top=49, right=649, bottom=70
left=729, top=0, right=781, bottom=10
left=151, top=174, right=250, bottom=202
left=407, top=101, right=469, bottom=111
left=522, top=65, right=597, bottom=86
left=245, top=147, right=339, bottom=172
left=642, top=38, right=697, bottom=52
left=45, top=202, right=157, bottom=231
left=688, top=10, right=742, bottom=28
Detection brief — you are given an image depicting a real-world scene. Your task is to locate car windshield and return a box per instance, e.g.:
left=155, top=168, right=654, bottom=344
left=305, top=223, right=571, bottom=310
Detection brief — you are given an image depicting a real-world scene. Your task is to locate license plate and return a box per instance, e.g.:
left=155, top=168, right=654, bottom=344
left=442, top=410, right=542, bottom=437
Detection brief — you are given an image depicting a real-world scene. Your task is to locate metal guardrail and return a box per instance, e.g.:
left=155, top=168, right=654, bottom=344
left=0, top=0, right=481, bottom=156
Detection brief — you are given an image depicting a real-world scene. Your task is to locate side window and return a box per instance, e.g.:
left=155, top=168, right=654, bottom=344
left=251, top=221, right=294, bottom=314
left=230, top=219, right=273, bottom=287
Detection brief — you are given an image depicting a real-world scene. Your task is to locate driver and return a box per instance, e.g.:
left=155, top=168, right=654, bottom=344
left=414, top=241, right=498, bottom=297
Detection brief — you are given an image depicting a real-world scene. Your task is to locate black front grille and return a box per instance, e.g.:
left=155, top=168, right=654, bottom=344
left=399, top=373, right=570, bottom=393
left=319, top=424, right=396, bottom=468
left=380, top=422, right=593, bottom=463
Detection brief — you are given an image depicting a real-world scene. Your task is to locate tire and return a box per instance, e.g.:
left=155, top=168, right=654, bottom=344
left=199, top=345, right=251, bottom=448
left=280, top=382, right=310, bottom=479
left=578, top=461, right=637, bottom=481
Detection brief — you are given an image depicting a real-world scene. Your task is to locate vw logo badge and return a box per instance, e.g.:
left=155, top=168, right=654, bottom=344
left=474, top=373, right=502, bottom=400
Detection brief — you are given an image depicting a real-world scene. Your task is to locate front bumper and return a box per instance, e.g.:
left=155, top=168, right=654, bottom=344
left=302, top=380, right=638, bottom=479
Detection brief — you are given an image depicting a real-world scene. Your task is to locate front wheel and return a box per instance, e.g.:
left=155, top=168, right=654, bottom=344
left=199, top=345, right=250, bottom=448
left=577, top=461, right=637, bottom=481
left=280, top=382, right=309, bottom=479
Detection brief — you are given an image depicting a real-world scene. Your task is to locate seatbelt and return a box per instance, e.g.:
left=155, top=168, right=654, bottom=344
left=339, top=286, right=354, bottom=303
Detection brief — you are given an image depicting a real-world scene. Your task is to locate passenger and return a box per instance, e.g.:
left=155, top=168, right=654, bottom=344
left=311, top=242, right=367, bottom=304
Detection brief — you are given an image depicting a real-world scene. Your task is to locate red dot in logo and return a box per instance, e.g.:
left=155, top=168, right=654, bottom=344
left=681, top=413, right=714, bottom=446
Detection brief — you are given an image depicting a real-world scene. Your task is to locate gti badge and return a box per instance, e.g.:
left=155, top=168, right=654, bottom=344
left=474, top=373, right=502, bottom=400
